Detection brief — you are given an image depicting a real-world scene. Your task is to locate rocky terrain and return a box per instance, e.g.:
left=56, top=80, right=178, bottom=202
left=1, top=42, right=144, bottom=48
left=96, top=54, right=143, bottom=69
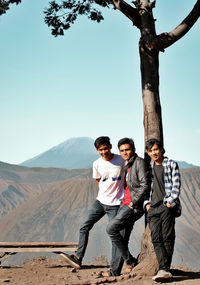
left=0, top=256, right=200, bottom=285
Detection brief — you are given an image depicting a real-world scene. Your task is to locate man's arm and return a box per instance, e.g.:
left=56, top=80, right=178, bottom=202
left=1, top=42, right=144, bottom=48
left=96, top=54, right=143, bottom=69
left=93, top=160, right=101, bottom=187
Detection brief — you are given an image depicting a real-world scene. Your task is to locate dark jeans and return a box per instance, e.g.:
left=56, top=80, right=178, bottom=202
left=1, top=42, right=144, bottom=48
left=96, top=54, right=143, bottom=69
left=147, top=204, right=175, bottom=271
left=76, top=199, right=122, bottom=275
left=106, top=205, right=143, bottom=269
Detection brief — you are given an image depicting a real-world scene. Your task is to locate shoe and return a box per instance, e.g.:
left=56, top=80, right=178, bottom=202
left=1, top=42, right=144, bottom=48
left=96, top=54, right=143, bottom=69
left=59, top=253, right=81, bottom=269
left=152, top=270, right=172, bottom=282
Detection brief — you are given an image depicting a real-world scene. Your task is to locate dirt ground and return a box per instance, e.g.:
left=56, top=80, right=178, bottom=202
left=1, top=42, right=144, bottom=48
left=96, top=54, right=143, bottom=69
left=0, top=257, right=200, bottom=285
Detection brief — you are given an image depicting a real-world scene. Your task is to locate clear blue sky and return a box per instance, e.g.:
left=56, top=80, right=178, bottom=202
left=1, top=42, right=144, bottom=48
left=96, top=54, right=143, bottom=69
left=0, top=0, right=199, bottom=166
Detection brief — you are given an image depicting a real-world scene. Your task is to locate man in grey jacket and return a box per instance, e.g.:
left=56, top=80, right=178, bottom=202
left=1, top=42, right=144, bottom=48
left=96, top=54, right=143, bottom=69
left=100, top=137, right=150, bottom=276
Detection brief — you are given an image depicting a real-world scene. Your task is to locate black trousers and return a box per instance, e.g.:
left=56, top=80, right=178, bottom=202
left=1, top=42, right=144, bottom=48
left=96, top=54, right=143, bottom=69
left=147, top=204, right=175, bottom=271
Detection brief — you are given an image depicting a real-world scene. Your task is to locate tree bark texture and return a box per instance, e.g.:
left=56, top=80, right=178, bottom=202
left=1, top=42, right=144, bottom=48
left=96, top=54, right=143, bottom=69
left=138, top=0, right=163, bottom=146
left=113, top=0, right=199, bottom=276
left=133, top=225, right=159, bottom=276
left=139, top=43, right=163, bottom=145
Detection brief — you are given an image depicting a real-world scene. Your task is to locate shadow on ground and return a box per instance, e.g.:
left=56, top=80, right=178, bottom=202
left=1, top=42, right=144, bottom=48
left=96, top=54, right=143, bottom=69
left=161, top=269, right=200, bottom=283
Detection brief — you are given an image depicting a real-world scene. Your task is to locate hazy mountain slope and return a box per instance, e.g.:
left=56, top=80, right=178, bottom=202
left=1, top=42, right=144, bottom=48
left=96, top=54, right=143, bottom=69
left=177, top=161, right=199, bottom=169
left=0, top=181, right=52, bottom=216
left=0, top=161, right=92, bottom=216
left=0, top=168, right=200, bottom=269
left=179, top=168, right=200, bottom=229
left=0, top=161, right=92, bottom=183
left=0, top=178, right=98, bottom=241
left=175, top=220, right=200, bottom=268
left=20, top=137, right=99, bottom=169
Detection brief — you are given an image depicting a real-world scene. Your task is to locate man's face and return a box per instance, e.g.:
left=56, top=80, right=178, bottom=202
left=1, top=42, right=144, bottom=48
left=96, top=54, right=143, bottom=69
left=119, top=144, right=135, bottom=161
left=97, top=144, right=112, bottom=161
left=147, top=143, right=163, bottom=164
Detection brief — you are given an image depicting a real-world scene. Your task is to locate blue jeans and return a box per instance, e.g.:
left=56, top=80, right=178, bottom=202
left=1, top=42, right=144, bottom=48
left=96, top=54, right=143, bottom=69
left=76, top=199, right=123, bottom=275
left=106, top=205, right=143, bottom=266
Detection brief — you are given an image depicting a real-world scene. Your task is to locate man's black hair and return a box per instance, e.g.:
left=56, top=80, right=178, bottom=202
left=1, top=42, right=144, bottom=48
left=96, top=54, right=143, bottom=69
left=118, top=137, right=135, bottom=150
left=145, top=138, right=165, bottom=154
left=94, top=136, right=111, bottom=149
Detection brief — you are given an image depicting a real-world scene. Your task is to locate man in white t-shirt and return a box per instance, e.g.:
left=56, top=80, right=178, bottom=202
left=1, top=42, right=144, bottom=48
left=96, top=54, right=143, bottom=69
left=60, top=136, right=125, bottom=275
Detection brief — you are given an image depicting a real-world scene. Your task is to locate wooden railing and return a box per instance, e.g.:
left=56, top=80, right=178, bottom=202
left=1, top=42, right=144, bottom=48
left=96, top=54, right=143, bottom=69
left=0, top=242, right=78, bottom=264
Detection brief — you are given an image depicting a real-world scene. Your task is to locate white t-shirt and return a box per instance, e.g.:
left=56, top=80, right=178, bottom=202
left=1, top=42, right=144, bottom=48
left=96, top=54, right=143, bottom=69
left=93, top=154, right=125, bottom=206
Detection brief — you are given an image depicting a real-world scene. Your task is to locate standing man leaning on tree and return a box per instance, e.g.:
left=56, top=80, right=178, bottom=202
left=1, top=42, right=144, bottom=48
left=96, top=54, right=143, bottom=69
left=144, top=138, right=181, bottom=282
left=98, top=137, right=151, bottom=277
left=60, top=136, right=125, bottom=276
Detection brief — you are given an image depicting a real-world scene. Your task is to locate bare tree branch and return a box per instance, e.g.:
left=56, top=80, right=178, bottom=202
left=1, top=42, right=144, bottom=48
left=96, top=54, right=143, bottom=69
left=157, top=0, right=200, bottom=51
left=112, top=0, right=141, bottom=29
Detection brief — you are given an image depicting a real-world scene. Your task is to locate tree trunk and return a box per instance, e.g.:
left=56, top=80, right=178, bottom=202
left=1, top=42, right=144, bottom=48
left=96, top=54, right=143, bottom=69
left=133, top=225, right=159, bottom=276
left=140, top=46, right=163, bottom=146
left=138, top=0, right=163, bottom=146
left=134, top=0, right=162, bottom=276
left=135, top=49, right=161, bottom=274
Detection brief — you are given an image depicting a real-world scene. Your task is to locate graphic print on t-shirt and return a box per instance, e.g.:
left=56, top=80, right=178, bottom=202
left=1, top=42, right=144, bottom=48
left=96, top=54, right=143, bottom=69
left=93, top=154, right=125, bottom=206
left=101, top=164, right=122, bottom=182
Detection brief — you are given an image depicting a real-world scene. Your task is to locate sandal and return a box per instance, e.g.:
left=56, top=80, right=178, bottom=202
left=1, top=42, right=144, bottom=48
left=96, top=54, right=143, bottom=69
left=96, top=270, right=111, bottom=278
left=124, top=260, right=138, bottom=274
left=124, top=264, right=133, bottom=274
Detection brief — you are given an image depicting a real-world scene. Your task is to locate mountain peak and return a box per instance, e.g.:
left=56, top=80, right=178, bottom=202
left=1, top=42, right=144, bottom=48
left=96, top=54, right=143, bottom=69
left=51, top=137, right=94, bottom=152
left=20, top=137, right=99, bottom=169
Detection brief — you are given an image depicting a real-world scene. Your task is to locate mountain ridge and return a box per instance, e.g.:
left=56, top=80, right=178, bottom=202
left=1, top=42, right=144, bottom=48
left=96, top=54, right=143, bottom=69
left=18, top=137, right=199, bottom=169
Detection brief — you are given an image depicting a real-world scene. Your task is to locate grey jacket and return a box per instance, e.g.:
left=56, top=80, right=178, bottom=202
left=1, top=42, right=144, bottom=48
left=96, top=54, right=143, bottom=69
left=125, top=154, right=151, bottom=211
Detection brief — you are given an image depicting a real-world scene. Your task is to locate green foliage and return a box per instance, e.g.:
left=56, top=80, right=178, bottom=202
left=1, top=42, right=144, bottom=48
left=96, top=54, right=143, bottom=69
left=0, top=0, right=21, bottom=15
left=44, top=0, right=113, bottom=37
